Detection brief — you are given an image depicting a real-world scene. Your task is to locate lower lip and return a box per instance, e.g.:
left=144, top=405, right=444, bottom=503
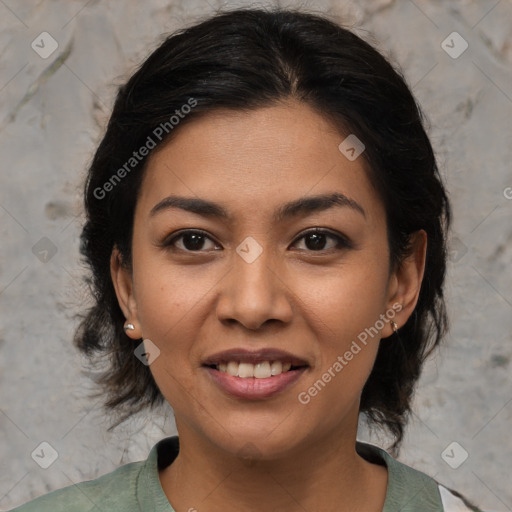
left=204, top=366, right=307, bottom=400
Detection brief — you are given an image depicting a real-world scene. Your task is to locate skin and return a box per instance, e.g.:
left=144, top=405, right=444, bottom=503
left=111, top=100, right=427, bottom=512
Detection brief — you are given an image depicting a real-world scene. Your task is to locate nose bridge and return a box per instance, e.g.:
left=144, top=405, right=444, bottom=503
left=216, top=236, right=292, bottom=329
left=233, top=237, right=278, bottom=307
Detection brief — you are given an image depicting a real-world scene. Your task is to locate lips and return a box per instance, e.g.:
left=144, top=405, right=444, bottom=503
left=202, top=348, right=309, bottom=400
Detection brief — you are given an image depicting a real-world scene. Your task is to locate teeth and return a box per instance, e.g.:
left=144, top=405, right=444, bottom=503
left=238, top=362, right=254, bottom=378
left=254, top=361, right=271, bottom=378
left=226, top=361, right=239, bottom=376
left=270, top=361, right=282, bottom=375
left=215, top=360, right=298, bottom=378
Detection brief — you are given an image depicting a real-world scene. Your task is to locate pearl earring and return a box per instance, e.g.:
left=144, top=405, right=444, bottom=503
left=124, top=322, right=135, bottom=332
left=391, top=321, right=398, bottom=333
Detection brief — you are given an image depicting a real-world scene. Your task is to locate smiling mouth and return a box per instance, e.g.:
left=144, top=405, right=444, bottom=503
left=202, top=349, right=309, bottom=399
left=204, top=360, right=307, bottom=379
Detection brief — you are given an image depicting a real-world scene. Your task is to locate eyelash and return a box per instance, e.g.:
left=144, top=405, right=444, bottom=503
left=161, top=228, right=352, bottom=253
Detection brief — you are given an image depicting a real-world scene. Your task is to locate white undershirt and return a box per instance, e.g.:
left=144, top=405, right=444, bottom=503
left=438, top=484, right=476, bottom=511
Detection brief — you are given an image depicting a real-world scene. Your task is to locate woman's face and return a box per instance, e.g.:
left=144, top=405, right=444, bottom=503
left=112, top=100, right=425, bottom=459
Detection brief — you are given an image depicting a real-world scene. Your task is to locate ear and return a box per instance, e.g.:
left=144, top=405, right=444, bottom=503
left=110, top=246, right=143, bottom=339
left=382, top=229, right=427, bottom=338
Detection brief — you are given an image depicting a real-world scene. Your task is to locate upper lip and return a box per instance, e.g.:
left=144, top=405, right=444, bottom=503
left=202, top=348, right=309, bottom=366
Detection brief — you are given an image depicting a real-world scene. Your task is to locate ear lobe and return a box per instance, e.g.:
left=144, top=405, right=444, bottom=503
left=384, top=230, right=427, bottom=337
left=110, top=247, right=140, bottom=332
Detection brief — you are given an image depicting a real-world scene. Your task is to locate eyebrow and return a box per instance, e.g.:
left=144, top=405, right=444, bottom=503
left=149, top=192, right=366, bottom=222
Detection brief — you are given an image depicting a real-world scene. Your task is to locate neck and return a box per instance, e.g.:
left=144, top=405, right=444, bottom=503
left=159, top=421, right=387, bottom=512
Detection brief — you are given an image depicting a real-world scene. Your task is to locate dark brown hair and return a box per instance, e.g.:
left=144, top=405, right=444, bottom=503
left=75, top=6, right=451, bottom=454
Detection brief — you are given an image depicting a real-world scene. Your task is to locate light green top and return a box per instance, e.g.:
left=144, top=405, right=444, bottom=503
left=8, top=436, right=481, bottom=511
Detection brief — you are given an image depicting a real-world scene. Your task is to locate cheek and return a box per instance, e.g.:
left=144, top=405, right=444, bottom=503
left=292, top=256, right=389, bottom=399
left=295, top=257, right=390, bottom=340
left=131, top=265, right=203, bottom=412
left=129, top=256, right=225, bottom=412
left=131, top=245, right=213, bottom=339
left=294, top=267, right=387, bottom=420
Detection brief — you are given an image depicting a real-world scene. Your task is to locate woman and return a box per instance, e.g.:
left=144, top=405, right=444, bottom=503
left=10, top=7, right=485, bottom=511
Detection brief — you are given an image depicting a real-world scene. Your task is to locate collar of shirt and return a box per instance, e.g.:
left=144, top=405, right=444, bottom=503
left=134, top=436, right=445, bottom=512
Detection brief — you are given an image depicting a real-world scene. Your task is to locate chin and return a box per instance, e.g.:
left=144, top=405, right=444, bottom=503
left=204, top=422, right=310, bottom=462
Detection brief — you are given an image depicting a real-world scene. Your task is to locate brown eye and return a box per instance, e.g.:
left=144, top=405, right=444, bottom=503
left=164, top=230, right=220, bottom=252
left=292, top=229, right=351, bottom=252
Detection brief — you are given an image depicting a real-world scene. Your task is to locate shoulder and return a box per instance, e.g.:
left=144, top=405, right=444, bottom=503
left=356, top=441, right=484, bottom=512
left=7, top=459, right=145, bottom=512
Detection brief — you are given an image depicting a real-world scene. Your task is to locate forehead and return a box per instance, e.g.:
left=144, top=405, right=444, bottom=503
left=137, top=101, right=385, bottom=226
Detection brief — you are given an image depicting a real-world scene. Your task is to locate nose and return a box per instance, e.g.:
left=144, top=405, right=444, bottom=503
left=215, top=244, right=294, bottom=331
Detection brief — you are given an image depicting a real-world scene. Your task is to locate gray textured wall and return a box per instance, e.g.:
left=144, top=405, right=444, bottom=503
left=1, top=0, right=511, bottom=510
